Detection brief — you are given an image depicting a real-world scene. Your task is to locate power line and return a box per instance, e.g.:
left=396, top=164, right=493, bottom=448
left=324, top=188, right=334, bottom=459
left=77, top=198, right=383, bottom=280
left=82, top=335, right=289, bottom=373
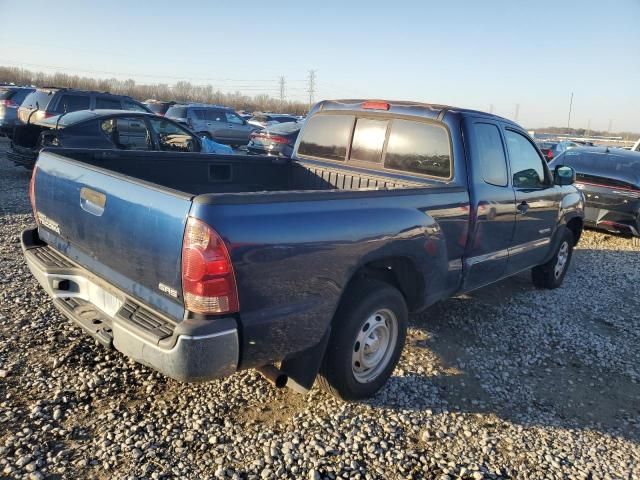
left=307, top=70, right=316, bottom=109
left=567, top=92, right=574, bottom=133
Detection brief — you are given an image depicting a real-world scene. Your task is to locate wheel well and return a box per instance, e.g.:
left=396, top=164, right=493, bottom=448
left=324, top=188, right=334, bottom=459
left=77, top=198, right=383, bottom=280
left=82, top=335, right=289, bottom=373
left=566, top=217, right=583, bottom=245
left=343, top=257, right=423, bottom=312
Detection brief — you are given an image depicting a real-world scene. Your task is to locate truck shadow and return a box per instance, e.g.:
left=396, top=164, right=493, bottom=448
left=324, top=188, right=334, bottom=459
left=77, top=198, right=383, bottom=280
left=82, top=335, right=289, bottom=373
left=370, top=247, right=640, bottom=443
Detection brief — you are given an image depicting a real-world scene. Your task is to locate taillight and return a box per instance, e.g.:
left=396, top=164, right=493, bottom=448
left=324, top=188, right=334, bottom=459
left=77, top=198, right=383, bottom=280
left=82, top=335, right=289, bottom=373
left=250, top=133, right=288, bottom=144
left=546, top=150, right=553, bottom=160
left=269, top=135, right=289, bottom=144
left=181, top=217, right=239, bottom=314
left=42, top=112, right=55, bottom=119
left=29, top=166, right=38, bottom=224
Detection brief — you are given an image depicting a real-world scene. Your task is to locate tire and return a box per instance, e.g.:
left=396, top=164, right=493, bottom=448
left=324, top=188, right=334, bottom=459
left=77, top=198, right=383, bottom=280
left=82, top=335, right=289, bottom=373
left=198, top=132, right=212, bottom=140
left=318, top=279, right=407, bottom=400
left=531, top=229, right=574, bottom=289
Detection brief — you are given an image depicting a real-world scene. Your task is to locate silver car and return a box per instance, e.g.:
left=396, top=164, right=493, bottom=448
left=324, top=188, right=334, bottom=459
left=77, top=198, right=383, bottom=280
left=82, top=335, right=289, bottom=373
left=165, top=104, right=258, bottom=146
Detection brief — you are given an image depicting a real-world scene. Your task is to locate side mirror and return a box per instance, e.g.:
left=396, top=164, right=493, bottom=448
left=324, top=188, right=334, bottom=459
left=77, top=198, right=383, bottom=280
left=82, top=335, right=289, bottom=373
left=554, top=165, right=576, bottom=186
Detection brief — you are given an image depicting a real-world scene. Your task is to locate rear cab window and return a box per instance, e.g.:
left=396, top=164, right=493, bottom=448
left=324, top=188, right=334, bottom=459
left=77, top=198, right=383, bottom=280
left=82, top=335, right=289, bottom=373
left=385, top=119, right=451, bottom=178
left=297, top=113, right=452, bottom=178
left=297, top=114, right=354, bottom=161
left=350, top=118, right=387, bottom=164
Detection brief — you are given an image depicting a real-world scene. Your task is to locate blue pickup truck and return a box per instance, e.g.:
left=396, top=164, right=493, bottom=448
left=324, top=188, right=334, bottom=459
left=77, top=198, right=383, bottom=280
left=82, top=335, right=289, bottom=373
left=22, top=100, right=584, bottom=400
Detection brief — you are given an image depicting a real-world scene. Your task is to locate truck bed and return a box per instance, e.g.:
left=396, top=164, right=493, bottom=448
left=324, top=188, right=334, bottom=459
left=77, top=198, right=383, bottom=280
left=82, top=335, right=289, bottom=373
left=51, top=149, right=430, bottom=195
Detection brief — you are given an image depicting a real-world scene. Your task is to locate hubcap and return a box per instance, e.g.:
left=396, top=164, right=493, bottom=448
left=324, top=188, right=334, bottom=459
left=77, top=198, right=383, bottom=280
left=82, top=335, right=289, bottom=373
left=352, top=309, right=398, bottom=383
left=554, top=241, right=569, bottom=279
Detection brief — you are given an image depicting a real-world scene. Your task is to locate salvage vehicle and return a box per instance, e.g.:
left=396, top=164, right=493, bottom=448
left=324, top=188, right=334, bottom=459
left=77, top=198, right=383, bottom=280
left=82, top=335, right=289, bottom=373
left=0, top=86, right=35, bottom=136
left=22, top=99, right=584, bottom=400
left=550, top=147, right=639, bottom=245
left=165, top=103, right=259, bottom=146
left=247, top=120, right=302, bottom=156
left=17, top=87, right=152, bottom=125
left=8, top=110, right=208, bottom=168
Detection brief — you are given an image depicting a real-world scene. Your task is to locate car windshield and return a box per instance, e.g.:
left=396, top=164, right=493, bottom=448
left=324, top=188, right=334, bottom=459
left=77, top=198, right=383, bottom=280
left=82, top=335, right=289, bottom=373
left=37, top=110, right=99, bottom=127
left=145, top=103, right=166, bottom=114
left=165, top=106, right=187, bottom=118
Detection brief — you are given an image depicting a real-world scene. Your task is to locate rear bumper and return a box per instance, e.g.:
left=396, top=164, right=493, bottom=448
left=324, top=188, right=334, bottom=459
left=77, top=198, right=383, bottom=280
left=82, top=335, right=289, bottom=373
left=584, top=207, right=640, bottom=237
left=21, top=228, right=239, bottom=382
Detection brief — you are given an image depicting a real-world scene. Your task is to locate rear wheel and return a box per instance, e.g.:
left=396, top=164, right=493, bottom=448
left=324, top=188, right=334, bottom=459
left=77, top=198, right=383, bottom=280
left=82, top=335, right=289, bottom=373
left=532, top=229, right=574, bottom=289
left=318, top=279, right=407, bottom=400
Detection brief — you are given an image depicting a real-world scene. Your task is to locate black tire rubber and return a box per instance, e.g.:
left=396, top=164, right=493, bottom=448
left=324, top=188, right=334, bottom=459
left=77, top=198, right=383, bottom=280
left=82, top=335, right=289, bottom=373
left=317, top=278, right=408, bottom=401
left=531, top=229, right=574, bottom=289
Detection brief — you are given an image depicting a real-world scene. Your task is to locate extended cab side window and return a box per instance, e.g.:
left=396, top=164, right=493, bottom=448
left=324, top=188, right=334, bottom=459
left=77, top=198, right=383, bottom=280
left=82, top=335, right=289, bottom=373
left=385, top=120, right=451, bottom=178
left=297, top=114, right=354, bottom=161
left=505, top=130, right=547, bottom=188
left=472, top=123, right=508, bottom=186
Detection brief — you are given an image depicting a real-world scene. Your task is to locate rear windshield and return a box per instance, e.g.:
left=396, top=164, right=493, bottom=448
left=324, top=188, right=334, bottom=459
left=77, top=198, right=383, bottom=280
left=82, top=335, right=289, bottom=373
left=39, top=110, right=99, bottom=127
left=297, top=114, right=354, bottom=161
left=558, top=150, right=640, bottom=187
left=165, top=106, right=187, bottom=118
left=267, top=121, right=302, bottom=134
left=0, top=88, right=32, bottom=102
left=273, top=116, right=296, bottom=123
left=22, top=90, right=56, bottom=110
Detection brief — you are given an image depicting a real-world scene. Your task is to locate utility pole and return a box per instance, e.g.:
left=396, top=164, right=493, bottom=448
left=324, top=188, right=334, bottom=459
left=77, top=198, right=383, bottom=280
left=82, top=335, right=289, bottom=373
left=514, top=104, right=520, bottom=122
left=607, top=119, right=613, bottom=134
left=307, top=70, right=316, bottom=109
left=586, top=119, right=591, bottom=137
left=278, top=76, right=286, bottom=106
left=567, top=92, right=574, bottom=133
left=489, top=104, right=494, bottom=114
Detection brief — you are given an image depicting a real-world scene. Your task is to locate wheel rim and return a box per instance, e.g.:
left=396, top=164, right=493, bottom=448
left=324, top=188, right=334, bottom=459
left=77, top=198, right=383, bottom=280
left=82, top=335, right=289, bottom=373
left=554, top=241, right=569, bottom=279
left=352, top=308, right=398, bottom=384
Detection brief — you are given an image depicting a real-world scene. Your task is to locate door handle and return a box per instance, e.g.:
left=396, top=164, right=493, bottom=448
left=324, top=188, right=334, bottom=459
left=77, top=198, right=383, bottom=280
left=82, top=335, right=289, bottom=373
left=517, top=201, right=529, bottom=215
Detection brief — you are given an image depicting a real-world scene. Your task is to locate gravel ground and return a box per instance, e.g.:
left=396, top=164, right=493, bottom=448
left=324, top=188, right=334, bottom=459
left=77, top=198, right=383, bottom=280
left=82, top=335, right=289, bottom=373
left=0, top=138, right=639, bottom=480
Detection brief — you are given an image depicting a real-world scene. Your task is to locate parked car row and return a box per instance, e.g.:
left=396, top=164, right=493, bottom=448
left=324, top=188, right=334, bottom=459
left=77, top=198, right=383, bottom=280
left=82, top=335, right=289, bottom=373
left=4, top=86, right=306, bottom=166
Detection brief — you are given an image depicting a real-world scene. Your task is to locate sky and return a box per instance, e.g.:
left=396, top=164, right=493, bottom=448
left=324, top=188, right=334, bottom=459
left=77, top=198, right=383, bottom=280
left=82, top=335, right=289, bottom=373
left=1, top=0, right=638, bottom=131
